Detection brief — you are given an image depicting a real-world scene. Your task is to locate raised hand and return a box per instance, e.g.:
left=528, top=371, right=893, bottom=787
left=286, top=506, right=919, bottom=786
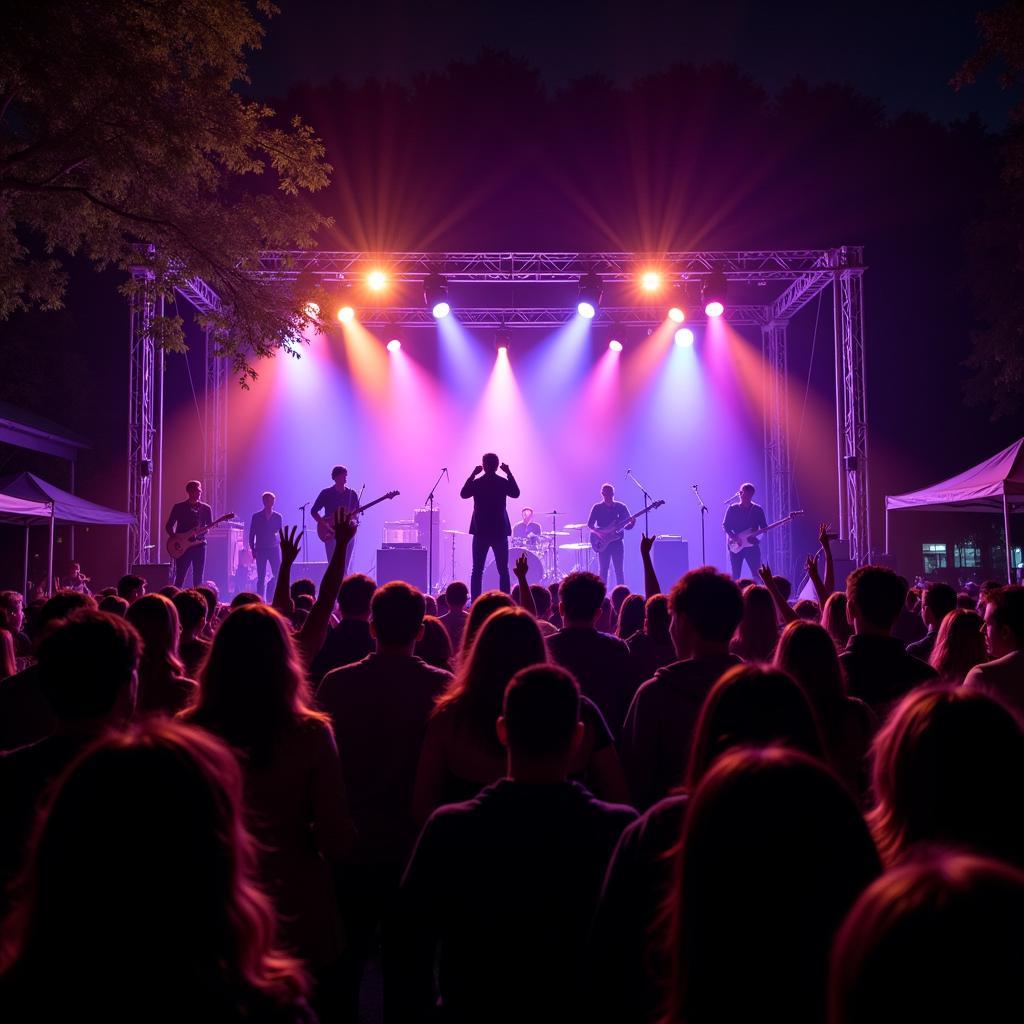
left=280, top=525, right=303, bottom=565
left=818, top=521, right=832, bottom=548
left=640, top=533, right=656, bottom=559
left=333, top=508, right=358, bottom=548
left=500, top=462, right=510, bottom=474
left=514, top=553, right=530, bottom=579
left=472, top=465, right=483, bottom=477
left=758, top=563, right=774, bottom=586
left=806, top=552, right=821, bottom=577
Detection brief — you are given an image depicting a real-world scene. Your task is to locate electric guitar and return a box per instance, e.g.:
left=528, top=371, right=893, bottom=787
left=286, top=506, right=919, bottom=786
left=166, top=512, right=234, bottom=560
left=590, top=499, right=666, bottom=553
left=726, top=510, right=804, bottom=554
left=316, top=490, right=400, bottom=542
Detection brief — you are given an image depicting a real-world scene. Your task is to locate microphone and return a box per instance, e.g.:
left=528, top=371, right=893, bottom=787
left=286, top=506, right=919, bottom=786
left=444, top=467, right=450, bottom=482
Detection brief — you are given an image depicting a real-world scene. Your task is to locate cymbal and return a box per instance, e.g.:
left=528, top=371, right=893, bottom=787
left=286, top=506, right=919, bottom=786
left=542, top=530, right=569, bottom=536
left=563, top=522, right=587, bottom=530
left=560, top=542, right=593, bottom=550
left=442, top=529, right=467, bottom=535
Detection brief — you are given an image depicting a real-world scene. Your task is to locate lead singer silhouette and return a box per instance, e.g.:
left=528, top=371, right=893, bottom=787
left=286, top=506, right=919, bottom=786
left=461, top=453, right=520, bottom=600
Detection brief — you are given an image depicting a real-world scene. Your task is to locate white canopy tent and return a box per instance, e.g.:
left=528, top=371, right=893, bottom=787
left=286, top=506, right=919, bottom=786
left=885, top=438, right=1024, bottom=583
left=0, top=492, right=56, bottom=597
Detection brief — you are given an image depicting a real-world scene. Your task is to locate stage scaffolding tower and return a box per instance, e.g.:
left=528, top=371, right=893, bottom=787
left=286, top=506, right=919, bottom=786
left=126, top=248, right=870, bottom=580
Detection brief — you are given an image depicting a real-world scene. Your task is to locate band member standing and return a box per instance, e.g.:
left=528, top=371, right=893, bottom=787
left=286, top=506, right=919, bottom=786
left=249, top=491, right=283, bottom=600
left=311, top=465, right=360, bottom=568
left=460, top=453, right=520, bottom=600
left=588, top=483, right=633, bottom=587
left=165, top=480, right=214, bottom=588
left=723, top=481, right=768, bottom=578
left=512, top=506, right=542, bottom=548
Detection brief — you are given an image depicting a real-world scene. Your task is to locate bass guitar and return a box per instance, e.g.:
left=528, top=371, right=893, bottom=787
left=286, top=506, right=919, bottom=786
left=727, top=510, right=804, bottom=554
left=167, top=512, right=235, bottom=560
left=590, top=499, right=666, bottom=553
left=316, top=490, right=400, bottom=542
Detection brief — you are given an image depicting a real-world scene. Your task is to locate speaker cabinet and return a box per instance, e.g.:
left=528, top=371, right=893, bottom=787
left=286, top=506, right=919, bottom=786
left=653, top=538, right=690, bottom=587
left=131, top=562, right=173, bottom=592
left=377, top=547, right=428, bottom=591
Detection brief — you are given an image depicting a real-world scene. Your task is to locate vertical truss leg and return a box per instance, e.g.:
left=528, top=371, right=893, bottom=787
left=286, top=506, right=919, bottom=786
left=127, top=274, right=155, bottom=570
left=835, top=259, right=870, bottom=565
left=204, top=328, right=229, bottom=519
left=762, top=322, right=792, bottom=580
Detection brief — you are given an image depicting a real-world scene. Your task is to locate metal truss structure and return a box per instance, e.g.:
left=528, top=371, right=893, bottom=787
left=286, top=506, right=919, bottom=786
left=127, top=248, right=869, bottom=577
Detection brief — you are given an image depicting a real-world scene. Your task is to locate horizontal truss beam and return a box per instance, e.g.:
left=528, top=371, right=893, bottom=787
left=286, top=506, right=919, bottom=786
left=341, top=306, right=768, bottom=327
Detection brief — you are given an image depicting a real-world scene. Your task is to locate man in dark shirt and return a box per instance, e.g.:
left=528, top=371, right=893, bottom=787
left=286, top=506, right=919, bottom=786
left=438, top=580, right=470, bottom=652
left=622, top=568, right=744, bottom=808
left=392, top=664, right=635, bottom=1023
left=547, top=571, right=635, bottom=737
left=0, top=609, right=139, bottom=901
left=841, top=566, right=938, bottom=715
left=165, top=480, right=214, bottom=588
left=460, top=453, right=520, bottom=601
left=248, top=491, right=283, bottom=600
left=311, top=464, right=360, bottom=566
left=172, top=588, right=210, bottom=678
left=511, top=506, right=542, bottom=546
left=588, top=484, right=634, bottom=587
left=722, top=481, right=769, bottom=579
left=906, top=581, right=957, bottom=661
left=309, top=572, right=377, bottom=683
left=316, top=581, right=451, bottom=997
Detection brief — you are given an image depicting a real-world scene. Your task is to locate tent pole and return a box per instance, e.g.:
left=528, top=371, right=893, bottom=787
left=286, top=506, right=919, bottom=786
left=23, top=526, right=29, bottom=600
left=885, top=506, right=890, bottom=556
left=1004, top=492, right=1014, bottom=584
left=69, top=458, right=75, bottom=561
left=47, top=503, right=56, bottom=596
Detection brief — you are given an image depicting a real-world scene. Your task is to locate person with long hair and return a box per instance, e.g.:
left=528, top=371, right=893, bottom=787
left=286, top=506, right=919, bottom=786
left=413, top=607, right=629, bottom=821
left=829, top=853, right=1024, bottom=1024
left=126, top=593, right=197, bottom=716
left=456, top=590, right=514, bottom=665
left=867, top=685, right=1024, bottom=868
left=415, top=614, right=454, bottom=672
left=822, top=591, right=852, bottom=649
left=928, top=609, right=986, bottom=684
left=729, top=584, right=779, bottom=661
left=661, top=747, right=880, bottom=1024
left=615, top=593, right=645, bottom=640
left=182, top=603, right=355, bottom=1011
left=0, top=630, right=14, bottom=682
left=775, top=620, right=877, bottom=797
left=0, top=720, right=313, bottom=1023
left=589, top=665, right=826, bottom=1023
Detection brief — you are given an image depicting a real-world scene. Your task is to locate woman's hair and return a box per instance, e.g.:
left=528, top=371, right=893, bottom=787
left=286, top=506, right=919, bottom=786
left=415, top=614, right=453, bottom=671
left=868, top=686, right=1024, bottom=867
left=126, top=594, right=184, bottom=677
left=436, top=608, right=547, bottom=751
left=457, top=590, right=515, bottom=662
left=664, top=746, right=880, bottom=1024
left=644, top=593, right=671, bottom=636
left=0, top=628, right=14, bottom=681
left=731, top=585, right=779, bottom=662
left=0, top=720, right=308, bottom=1015
left=775, top=620, right=851, bottom=751
left=829, top=853, right=1024, bottom=1024
left=685, top=664, right=825, bottom=790
left=616, top=593, right=645, bottom=639
left=928, top=609, right=987, bottom=684
left=822, top=592, right=852, bottom=649
left=186, top=603, right=328, bottom=767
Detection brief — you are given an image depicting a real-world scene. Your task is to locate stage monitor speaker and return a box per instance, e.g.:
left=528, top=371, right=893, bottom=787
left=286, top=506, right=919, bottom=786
left=290, top=561, right=329, bottom=591
left=377, top=546, right=428, bottom=591
left=204, top=523, right=245, bottom=595
left=131, top=562, right=173, bottom=592
left=653, top=538, right=689, bottom=586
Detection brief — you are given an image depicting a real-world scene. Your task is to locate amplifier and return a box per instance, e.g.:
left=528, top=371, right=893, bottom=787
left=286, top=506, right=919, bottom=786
left=377, top=546, right=428, bottom=591
left=652, top=538, right=690, bottom=586
left=131, top=562, right=173, bottom=592
left=289, top=561, right=330, bottom=590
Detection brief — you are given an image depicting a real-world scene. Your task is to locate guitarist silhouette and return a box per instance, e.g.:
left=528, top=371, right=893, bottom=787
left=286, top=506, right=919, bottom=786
left=723, top=482, right=769, bottom=578
left=588, top=483, right=633, bottom=586
left=165, top=480, right=214, bottom=587
left=311, top=465, right=361, bottom=568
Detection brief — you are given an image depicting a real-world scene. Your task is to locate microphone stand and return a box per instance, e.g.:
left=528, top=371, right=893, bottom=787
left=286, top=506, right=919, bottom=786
left=692, top=485, right=709, bottom=567
left=298, top=502, right=309, bottom=563
left=626, top=469, right=652, bottom=534
left=423, top=468, right=447, bottom=597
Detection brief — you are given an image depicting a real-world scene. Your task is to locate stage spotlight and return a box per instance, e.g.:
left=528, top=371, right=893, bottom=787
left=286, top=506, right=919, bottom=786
left=609, top=339, right=623, bottom=352
left=367, top=269, right=388, bottom=292
left=702, top=268, right=728, bottom=318
left=337, top=305, right=355, bottom=323
left=494, top=328, right=511, bottom=354
left=424, top=273, right=450, bottom=319
left=675, top=327, right=695, bottom=347
left=668, top=305, right=685, bottom=323
left=577, top=272, right=602, bottom=319
left=387, top=338, right=401, bottom=352
left=640, top=270, right=662, bottom=292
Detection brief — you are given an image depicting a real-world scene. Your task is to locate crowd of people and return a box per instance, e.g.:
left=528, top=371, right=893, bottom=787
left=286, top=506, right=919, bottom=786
left=0, top=507, right=1022, bottom=1023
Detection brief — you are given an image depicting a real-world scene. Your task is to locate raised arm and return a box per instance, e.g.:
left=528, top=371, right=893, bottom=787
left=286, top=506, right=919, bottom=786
left=806, top=553, right=830, bottom=609
left=272, top=525, right=303, bottom=617
left=819, top=521, right=835, bottom=595
left=460, top=466, right=481, bottom=500
left=758, top=563, right=798, bottom=625
left=500, top=462, right=520, bottom=499
left=640, top=533, right=661, bottom=599
left=296, top=508, right=356, bottom=665
left=513, top=553, right=537, bottom=617
left=164, top=505, right=178, bottom=536
left=248, top=514, right=256, bottom=554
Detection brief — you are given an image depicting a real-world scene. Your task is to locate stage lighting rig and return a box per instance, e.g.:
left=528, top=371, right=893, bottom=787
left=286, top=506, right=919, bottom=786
left=640, top=270, right=663, bottom=293
left=424, top=273, right=450, bottom=319
left=702, top=268, right=728, bottom=318
left=577, top=272, right=602, bottom=319
left=494, top=327, right=511, bottom=354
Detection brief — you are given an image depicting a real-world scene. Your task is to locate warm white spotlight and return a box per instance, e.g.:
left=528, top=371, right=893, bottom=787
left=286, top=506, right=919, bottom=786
left=609, top=339, right=623, bottom=352
left=641, top=271, right=662, bottom=292
left=387, top=338, right=401, bottom=352
left=337, top=305, right=355, bottom=323
left=675, top=327, right=695, bottom=347
left=367, top=270, right=388, bottom=291
left=668, top=306, right=685, bottom=324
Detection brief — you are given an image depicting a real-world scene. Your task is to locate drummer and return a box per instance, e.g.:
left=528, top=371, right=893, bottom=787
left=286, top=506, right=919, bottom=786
left=512, top=506, right=542, bottom=549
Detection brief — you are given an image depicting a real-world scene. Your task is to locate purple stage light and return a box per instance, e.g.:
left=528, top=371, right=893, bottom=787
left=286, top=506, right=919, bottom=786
left=668, top=306, right=685, bottom=323
left=675, top=327, right=695, bottom=347
left=704, top=301, right=724, bottom=318
left=609, top=339, right=623, bottom=352
left=432, top=301, right=451, bottom=319
left=387, top=338, right=401, bottom=352
left=577, top=300, right=596, bottom=320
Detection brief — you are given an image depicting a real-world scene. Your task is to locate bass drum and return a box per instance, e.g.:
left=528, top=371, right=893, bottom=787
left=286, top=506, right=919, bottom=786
left=482, top=547, right=545, bottom=591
